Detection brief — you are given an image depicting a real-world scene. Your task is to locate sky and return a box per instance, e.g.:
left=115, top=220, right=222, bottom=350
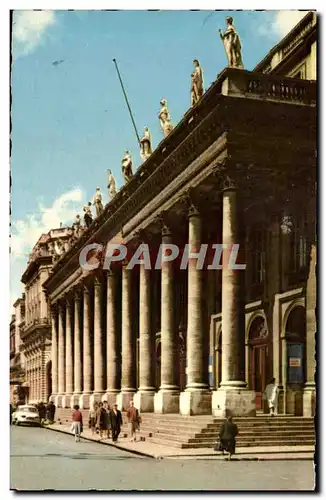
left=10, top=9, right=309, bottom=306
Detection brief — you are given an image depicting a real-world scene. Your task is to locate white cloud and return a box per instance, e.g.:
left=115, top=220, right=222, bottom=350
left=273, top=10, right=309, bottom=37
left=13, top=10, right=57, bottom=56
left=258, top=10, right=309, bottom=39
left=11, top=188, right=85, bottom=259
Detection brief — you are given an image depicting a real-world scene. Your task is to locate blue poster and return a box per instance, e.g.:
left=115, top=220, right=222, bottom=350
left=287, top=343, right=304, bottom=384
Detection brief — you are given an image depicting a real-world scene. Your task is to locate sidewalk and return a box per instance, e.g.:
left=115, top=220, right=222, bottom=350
left=44, top=422, right=314, bottom=461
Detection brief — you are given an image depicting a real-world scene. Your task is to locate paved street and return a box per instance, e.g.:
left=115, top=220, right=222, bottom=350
left=10, top=426, right=315, bottom=491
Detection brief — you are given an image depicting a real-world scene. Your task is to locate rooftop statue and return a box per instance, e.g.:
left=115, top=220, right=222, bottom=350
left=73, top=214, right=82, bottom=238
left=158, top=99, right=174, bottom=138
left=107, top=169, right=117, bottom=199
left=140, top=127, right=153, bottom=162
left=83, top=202, right=93, bottom=228
left=93, top=187, right=104, bottom=217
left=191, top=59, right=204, bottom=106
left=122, top=150, right=133, bottom=183
left=56, top=239, right=65, bottom=256
left=219, top=16, right=244, bottom=69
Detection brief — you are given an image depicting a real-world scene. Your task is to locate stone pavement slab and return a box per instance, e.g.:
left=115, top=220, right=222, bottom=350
left=44, top=422, right=314, bottom=461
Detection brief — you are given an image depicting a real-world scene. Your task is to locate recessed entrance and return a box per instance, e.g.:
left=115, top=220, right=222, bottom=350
left=248, top=316, right=272, bottom=410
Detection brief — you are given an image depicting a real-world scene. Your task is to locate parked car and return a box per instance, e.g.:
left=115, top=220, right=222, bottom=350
left=12, top=405, right=40, bottom=426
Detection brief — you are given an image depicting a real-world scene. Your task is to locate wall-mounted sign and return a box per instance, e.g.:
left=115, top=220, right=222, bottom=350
left=289, top=357, right=301, bottom=368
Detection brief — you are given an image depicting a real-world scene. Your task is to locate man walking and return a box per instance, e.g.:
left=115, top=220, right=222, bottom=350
left=109, top=404, right=122, bottom=443
left=218, top=416, right=238, bottom=460
left=126, top=400, right=140, bottom=442
left=264, top=378, right=279, bottom=416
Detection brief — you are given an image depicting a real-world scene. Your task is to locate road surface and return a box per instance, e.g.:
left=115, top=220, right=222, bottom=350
left=10, top=426, right=315, bottom=491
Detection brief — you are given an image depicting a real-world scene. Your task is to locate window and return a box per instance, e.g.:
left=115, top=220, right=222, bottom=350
left=289, top=215, right=308, bottom=273
left=251, top=228, right=265, bottom=285
left=291, top=63, right=306, bottom=80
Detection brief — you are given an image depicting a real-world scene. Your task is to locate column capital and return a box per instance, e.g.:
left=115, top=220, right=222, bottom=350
left=73, top=288, right=82, bottom=302
left=221, top=175, right=237, bottom=192
left=50, top=304, right=57, bottom=317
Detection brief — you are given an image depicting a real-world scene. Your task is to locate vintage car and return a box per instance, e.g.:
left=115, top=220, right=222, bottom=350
left=12, top=405, right=40, bottom=426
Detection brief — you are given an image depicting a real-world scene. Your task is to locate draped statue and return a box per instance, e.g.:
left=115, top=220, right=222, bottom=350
left=158, top=99, right=174, bottom=138
left=122, top=150, right=133, bottom=183
left=191, top=59, right=204, bottom=106
left=140, top=127, right=153, bottom=162
left=93, top=187, right=104, bottom=217
left=219, top=16, right=244, bottom=69
left=107, top=169, right=117, bottom=199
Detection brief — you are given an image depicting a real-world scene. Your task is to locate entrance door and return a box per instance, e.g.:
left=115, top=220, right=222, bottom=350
left=248, top=316, right=270, bottom=410
left=252, top=345, right=267, bottom=410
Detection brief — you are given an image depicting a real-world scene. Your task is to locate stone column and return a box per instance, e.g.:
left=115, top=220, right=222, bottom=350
left=80, top=285, right=92, bottom=409
left=91, top=279, right=105, bottom=404
left=104, top=271, right=120, bottom=406
left=50, top=306, right=58, bottom=403
left=212, top=185, right=256, bottom=417
left=56, top=302, right=65, bottom=407
left=304, top=200, right=316, bottom=415
left=117, top=263, right=136, bottom=410
left=154, top=223, right=179, bottom=413
left=72, top=291, right=83, bottom=406
left=62, top=299, right=74, bottom=408
left=180, top=204, right=211, bottom=415
left=134, top=262, right=155, bottom=412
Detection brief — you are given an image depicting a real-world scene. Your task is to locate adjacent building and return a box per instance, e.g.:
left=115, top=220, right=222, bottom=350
left=10, top=296, right=26, bottom=404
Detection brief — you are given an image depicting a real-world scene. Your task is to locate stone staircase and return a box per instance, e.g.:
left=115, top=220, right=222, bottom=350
left=54, top=409, right=315, bottom=450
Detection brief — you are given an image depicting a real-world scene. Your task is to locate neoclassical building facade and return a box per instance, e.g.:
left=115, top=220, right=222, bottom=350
left=42, top=12, right=316, bottom=417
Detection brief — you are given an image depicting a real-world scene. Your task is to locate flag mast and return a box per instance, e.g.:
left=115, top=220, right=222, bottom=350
left=112, top=58, right=141, bottom=145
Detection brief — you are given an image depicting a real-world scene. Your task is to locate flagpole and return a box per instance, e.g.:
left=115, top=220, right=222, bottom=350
left=112, top=58, right=141, bottom=145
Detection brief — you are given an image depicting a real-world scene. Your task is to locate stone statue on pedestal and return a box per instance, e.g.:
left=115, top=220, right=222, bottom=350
left=73, top=214, right=82, bottom=238
left=219, top=16, right=244, bottom=69
left=191, top=59, right=204, bottom=106
left=158, top=99, right=174, bottom=137
left=107, top=169, right=117, bottom=199
left=56, top=239, right=65, bottom=256
left=83, top=202, right=93, bottom=228
left=140, top=127, right=153, bottom=162
left=122, top=150, right=133, bottom=183
left=93, top=187, right=104, bottom=217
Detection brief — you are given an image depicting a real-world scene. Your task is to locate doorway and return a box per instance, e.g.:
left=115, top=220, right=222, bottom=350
left=248, top=316, right=271, bottom=410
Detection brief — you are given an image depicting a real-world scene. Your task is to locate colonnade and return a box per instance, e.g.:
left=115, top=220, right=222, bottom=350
left=50, top=188, right=255, bottom=415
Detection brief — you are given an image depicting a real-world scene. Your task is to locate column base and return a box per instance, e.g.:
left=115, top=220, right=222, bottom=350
left=90, top=392, right=105, bottom=407
left=117, top=391, right=136, bottom=411
left=212, top=388, right=256, bottom=417
left=101, top=391, right=119, bottom=407
left=180, top=389, right=212, bottom=416
left=71, top=393, right=82, bottom=407
left=79, top=392, right=92, bottom=409
left=62, top=393, right=73, bottom=408
left=303, top=385, right=316, bottom=417
left=154, top=390, right=180, bottom=414
left=134, top=390, right=155, bottom=412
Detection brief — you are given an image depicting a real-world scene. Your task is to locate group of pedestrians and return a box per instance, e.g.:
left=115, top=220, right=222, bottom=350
left=71, top=400, right=141, bottom=444
left=37, top=401, right=56, bottom=423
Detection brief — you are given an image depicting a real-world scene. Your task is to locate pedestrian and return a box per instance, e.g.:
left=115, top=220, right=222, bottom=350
left=264, top=378, right=279, bottom=416
left=88, top=402, right=98, bottom=435
left=126, top=400, right=141, bottom=442
left=46, top=401, right=56, bottom=423
left=103, top=401, right=111, bottom=439
left=109, top=403, right=123, bottom=443
left=38, top=401, right=46, bottom=423
left=71, top=404, right=83, bottom=443
left=96, top=402, right=106, bottom=439
left=218, top=415, right=238, bottom=460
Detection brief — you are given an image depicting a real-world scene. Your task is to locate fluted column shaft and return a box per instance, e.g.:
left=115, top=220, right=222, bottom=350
left=73, top=293, right=83, bottom=394
left=106, top=271, right=119, bottom=392
left=221, top=188, right=246, bottom=386
left=121, top=264, right=136, bottom=391
left=94, top=279, right=105, bottom=393
left=58, top=303, right=66, bottom=395
left=139, top=264, right=154, bottom=391
left=161, top=229, right=178, bottom=390
left=186, top=206, right=208, bottom=389
left=65, top=300, right=74, bottom=395
left=83, top=286, right=92, bottom=393
left=51, top=308, right=58, bottom=396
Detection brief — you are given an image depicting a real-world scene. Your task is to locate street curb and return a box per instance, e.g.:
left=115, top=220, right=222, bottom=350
left=44, top=426, right=313, bottom=461
left=44, top=426, right=156, bottom=459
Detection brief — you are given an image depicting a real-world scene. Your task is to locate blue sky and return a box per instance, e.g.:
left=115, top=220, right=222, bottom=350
left=10, top=9, right=308, bottom=304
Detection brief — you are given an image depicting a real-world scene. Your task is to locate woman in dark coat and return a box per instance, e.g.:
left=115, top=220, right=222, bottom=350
left=96, top=402, right=106, bottom=438
left=218, top=416, right=238, bottom=460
